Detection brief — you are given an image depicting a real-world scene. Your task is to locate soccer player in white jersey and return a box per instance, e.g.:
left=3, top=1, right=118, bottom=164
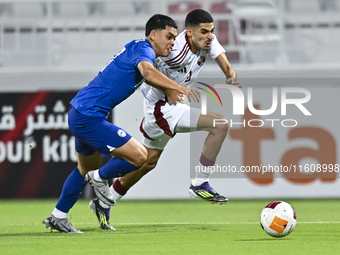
left=89, top=9, right=241, bottom=229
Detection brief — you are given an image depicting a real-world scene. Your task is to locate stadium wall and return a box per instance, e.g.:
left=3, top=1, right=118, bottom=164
left=1, top=68, right=338, bottom=199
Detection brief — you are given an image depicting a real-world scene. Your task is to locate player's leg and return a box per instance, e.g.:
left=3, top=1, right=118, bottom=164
left=110, top=106, right=228, bottom=205
left=196, top=111, right=229, bottom=161
left=87, top=136, right=147, bottom=182
left=189, top=110, right=229, bottom=204
left=85, top=136, right=147, bottom=229
left=110, top=100, right=185, bottom=201
left=76, top=125, right=147, bottom=231
left=89, top=138, right=156, bottom=230
left=75, top=151, right=115, bottom=231
left=85, top=130, right=147, bottom=204
left=45, top=107, right=104, bottom=233
left=119, top=147, right=162, bottom=189
left=110, top=147, right=163, bottom=201
left=45, top=151, right=103, bottom=233
left=108, top=136, right=147, bottom=168
left=69, top=151, right=116, bottom=231
left=46, top=106, right=146, bottom=232
left=77, top=151, right=103, bottom=176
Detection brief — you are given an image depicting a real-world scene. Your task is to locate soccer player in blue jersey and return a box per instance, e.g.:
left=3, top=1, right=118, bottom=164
left=44, top=14, right=193, bottom=233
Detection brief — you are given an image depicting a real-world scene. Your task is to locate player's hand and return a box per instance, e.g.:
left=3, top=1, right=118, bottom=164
left=177, top=86, right=192, bottom=103
left=226, top=69, right=242, bottom=88
left=165, top=89, right=185, bottom=105
left=226, top=73, right=242, bottom=88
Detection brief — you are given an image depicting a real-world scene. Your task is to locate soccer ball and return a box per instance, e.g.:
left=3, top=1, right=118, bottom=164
left=260, top=201, right=297, bottom=238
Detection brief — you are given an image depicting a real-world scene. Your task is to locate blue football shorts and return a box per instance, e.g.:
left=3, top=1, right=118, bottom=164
left=68, top=105, right=132, bottom=157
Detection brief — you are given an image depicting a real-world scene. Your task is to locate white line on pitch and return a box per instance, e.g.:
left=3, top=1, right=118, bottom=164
left=76, top=221, right=340, bottom=225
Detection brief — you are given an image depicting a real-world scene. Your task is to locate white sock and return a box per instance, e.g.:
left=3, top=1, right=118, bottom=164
left=52, top=208, right=67, bottom=219
left=110, top=185, right=124, bottom=201
left=99, top=200, right=110, bottom=209
left=193, top=162, right=210, bottom=186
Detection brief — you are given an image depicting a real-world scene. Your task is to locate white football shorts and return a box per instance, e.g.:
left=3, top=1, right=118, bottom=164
left=140, top=99, right=201, bottom=150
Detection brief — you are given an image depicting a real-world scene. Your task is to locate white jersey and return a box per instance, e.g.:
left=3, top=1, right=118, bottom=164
left=140, top=30, right=225, bottom=105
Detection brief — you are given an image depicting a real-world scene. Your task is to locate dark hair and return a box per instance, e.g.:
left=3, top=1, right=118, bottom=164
left=145, top=14, right=177, bottom=37
left=185, top=9, right=213, bottom=27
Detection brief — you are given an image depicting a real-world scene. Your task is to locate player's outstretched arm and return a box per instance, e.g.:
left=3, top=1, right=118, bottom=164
left=144, top=79, right=185, bottom=105
left=215, top=53, right=242, bottom=88
left=138, top=61, right=192, bottom=102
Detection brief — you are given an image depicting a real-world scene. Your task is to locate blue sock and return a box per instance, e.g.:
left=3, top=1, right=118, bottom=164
left=56, top=167, right=87, bottom=213
left=99, top=157, right=139, bottom=179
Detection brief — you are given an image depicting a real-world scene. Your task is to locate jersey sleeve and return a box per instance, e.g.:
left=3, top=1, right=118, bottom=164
left=209, top=35, right=226, bottom=59
left=132, top=42, right=156, bottom=67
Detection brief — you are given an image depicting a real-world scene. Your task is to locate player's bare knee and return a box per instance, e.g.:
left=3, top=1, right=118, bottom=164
left=136, top=159, right=156, bottom=178
left=144, top=159, right=158, bottom=172
left=132, top=146, right=148, bottom=167
left=139, top=150, right=160, bottom=173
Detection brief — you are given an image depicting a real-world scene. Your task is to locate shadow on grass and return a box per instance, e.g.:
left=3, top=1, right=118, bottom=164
left=0, top=224, right=183, bottom=237
left=0, top=227, right=103, bottom=237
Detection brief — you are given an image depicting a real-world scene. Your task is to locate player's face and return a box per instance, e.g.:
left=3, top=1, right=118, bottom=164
left=187, top=23, right=215, bottom=53
left=152, top=26, right=177, bottom=57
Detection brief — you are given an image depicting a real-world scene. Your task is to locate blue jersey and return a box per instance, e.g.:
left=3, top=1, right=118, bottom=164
left=70, top=39, right=155, bottom=118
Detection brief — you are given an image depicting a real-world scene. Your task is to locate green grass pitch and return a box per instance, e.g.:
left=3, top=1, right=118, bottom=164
left=0, top=199, right=339, bottom=255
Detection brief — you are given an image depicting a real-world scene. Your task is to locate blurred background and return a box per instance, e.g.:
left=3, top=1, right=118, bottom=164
left=0, top=0, right=339, bottom=200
